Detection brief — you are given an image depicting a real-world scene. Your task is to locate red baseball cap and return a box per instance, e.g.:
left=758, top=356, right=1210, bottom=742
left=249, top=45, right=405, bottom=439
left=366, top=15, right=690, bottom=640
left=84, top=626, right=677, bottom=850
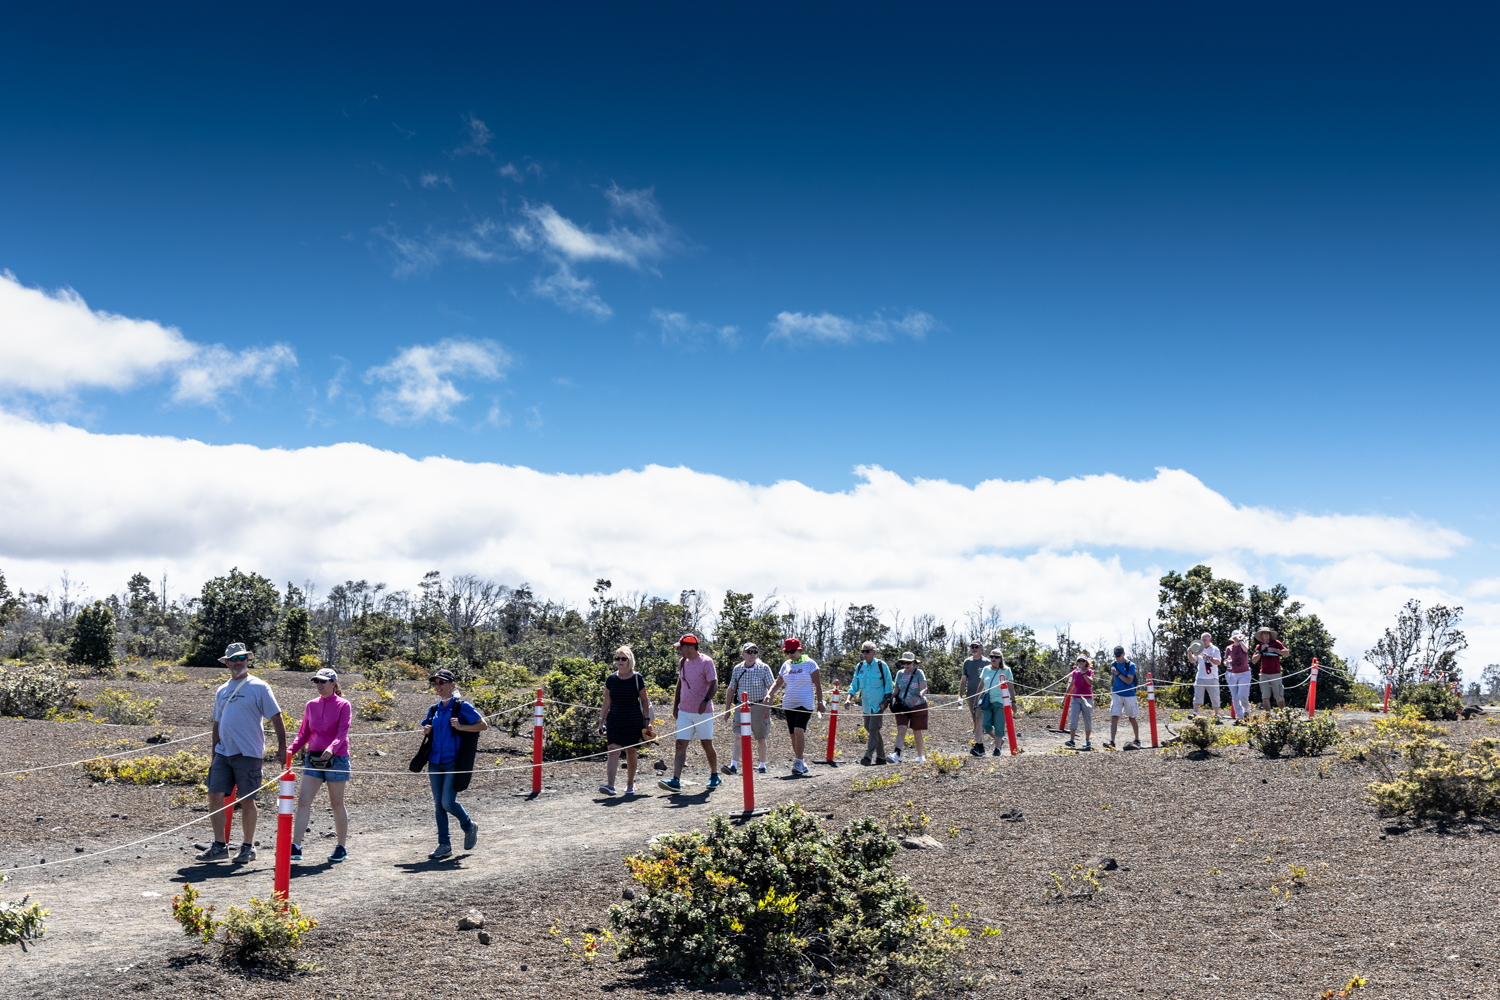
left=782, top=638, right=802, bottom=653
left=678, top=634, right=699, bottom=645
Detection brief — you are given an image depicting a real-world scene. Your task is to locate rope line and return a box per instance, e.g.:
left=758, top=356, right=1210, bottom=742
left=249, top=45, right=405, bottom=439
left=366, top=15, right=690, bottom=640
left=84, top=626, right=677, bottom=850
left=0, top=729, right=213, bottom=777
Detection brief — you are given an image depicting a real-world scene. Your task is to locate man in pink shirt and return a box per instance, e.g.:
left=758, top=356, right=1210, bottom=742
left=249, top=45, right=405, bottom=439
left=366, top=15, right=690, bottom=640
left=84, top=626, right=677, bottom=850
left=659, top=634, right=721, bottom=794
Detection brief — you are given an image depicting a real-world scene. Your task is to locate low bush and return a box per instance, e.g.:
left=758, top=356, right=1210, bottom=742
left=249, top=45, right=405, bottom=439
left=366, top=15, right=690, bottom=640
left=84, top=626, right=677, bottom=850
left=360, top=658, right=424, bottom=682
left=284, top=654, right=323, bottom=673
left=609, top=803, right=969, bottom=995
left=1366, top=737, right=1500, bottom=817
left=1178, top=716, right=1215, bottom=752
left=0, top=874, right=48, bottom=949
left=82, top=750, right=211, bottom=785
left=355, top=685, right=396, bottom=721
left=172, top=883, right=317, bottom=967
left=543, top=657, right=608, bottom=758
left=1288, top=713, right=1341, bottom=756
left=925, top=750, right=965, bottom=775
left=0, top=664, right=81, bottom=719
left=1248, top=710, right=1341, bottom=757
left=482, top=660, right=535, bottom=687
left=1396, top=682, right=1462, bottom=721
left=95, top=688, right=162, bottom=726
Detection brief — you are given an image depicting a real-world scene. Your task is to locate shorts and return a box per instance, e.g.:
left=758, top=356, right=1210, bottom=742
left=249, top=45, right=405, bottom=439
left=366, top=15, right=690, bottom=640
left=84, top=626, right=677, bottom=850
left=673, top=710, right=714, bottom=741
left=1110, top=694, right=1139, bottom=719
left=207, top=752, right=264, bottom=797
left=735, top=703, right=771, bottom=740
left=979, top=702, right=1006, bottom=736
left=893, top=707, right=929, bottom=730
left=963, top=693, right=982, bottom=715
left=606, top=723, right=643, bottom=748
left=1193, top=676, right=1221, bottom=708
left=1260, top=674, right=1285, bottom=703
left=301, top=751, right=351, bottom=782
left=1067, top=698, right=1093, bottom=731
left=784, top=707, right=813, bottom=734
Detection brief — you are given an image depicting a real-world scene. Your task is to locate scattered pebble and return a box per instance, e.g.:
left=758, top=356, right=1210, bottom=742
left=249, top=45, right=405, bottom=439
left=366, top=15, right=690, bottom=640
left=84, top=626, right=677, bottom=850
left=622, top=887, right=635, bottom=900
left=478, top=930, right=492, bottom=945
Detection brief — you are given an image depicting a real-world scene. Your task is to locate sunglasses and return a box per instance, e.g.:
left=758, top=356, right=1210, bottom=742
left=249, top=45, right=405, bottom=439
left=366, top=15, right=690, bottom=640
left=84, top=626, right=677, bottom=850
left=229, top=655, right=248, bottom=662
left=988, top=655, right=1002, bottom=660
left=313, top=678, right=332, bottom=684
left=429, top=678, right=454, bottom=686
left=613, top=656, right=630, bottom=662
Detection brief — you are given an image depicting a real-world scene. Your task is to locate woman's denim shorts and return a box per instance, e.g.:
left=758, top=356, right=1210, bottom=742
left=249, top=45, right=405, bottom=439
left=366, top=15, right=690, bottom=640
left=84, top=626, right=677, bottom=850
left=302, top=752, right=352, bottom=782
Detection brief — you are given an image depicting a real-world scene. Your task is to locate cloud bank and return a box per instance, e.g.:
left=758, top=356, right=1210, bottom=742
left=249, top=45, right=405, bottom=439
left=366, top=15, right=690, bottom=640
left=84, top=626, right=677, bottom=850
left=0, top=271, right=296, bottom=404
left=0, top=411, right=1490, bottom=679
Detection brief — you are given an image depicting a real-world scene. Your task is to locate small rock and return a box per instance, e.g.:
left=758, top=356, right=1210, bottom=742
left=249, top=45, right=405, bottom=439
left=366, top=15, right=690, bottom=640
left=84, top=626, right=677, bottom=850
left=111, top=813, right=119, bottom=818
left=374, top=749, right=387, bottom=757
left=810, top=984, right=827, bottom=997
left=653, top=760, right=668, bottom=771
left=1380, top=834, right=1387, bottom=840
left=1012, top=968, right=1023, bottom=975
left=74, top=846, right=84, bottom=853
left=478, top=930, right=492, bottom=945
left=520, top=964, right=528, bottom=971
left=34, top=817, right=43, bottom=823
left=622, top=887, right=636, bottom=901
left=1262, top=778, right=1268, bottom=783
left=1087, top=856, right=1119, bottom=871
left=119, top=815, right=128, bottom=821
left=899, top=835, right=943, bottom=850
left=458, top=909, right=485, bottom=930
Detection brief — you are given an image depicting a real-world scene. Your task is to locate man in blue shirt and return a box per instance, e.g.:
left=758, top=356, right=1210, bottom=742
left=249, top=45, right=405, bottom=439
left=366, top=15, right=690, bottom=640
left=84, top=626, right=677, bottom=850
left=1105, top=646, right=1140, bottom=749
left=846, top=641, right=893, bottom=765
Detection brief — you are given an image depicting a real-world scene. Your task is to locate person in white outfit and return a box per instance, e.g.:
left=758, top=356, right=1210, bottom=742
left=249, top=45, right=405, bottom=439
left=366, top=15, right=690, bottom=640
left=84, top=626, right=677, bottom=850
left=1190, top=631, right=1223, bottom=720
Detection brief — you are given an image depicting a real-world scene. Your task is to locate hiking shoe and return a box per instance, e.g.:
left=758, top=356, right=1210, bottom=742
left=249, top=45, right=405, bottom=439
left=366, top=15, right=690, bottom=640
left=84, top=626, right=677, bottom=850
left=463, top=821, right=479, bottom=851
left=231, top=844, right=256, bottom=865
left=993, top=745, right=1004, bottom=756
left=194, top=842, right=229, bottom=863
left=874, top=757, right=890, bottom=766
left=970, top=743, right=985, bottom=756
left=705, top=773, right=722, bottom=790
left=289, top=843, right=303, bottom=862
left=327, top=844, right=347, bottom=863
left=429, top=844, right=453, bottom=860
left=791, top=760, right=809, bottom=775
left=598, top=784, right=617, bottom=796
left=1064, top=738, right=1077, bottom=748
left=889, top=751, right=901, bottom=763
left=657, top=776, right=682, bottom=793
left=859, top=756, right=872, bottom=766
left=1102, top=741, right=1115, bottom=749
left=1083, top=740, right=1093, bottom=751
left=1130, top=739, right=1141, bottom=748
left=721, top=762, right=739, bottom=775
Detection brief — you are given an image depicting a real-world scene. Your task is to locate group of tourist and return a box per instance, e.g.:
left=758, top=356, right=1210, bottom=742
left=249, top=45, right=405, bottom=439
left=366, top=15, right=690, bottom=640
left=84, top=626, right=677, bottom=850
left=189, top=624, right=1296, bottom=863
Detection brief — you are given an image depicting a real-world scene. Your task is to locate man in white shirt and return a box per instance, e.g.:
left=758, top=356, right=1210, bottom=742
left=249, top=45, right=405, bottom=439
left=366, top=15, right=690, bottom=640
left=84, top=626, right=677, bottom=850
left=1190, top=631, right=1223, bottom=721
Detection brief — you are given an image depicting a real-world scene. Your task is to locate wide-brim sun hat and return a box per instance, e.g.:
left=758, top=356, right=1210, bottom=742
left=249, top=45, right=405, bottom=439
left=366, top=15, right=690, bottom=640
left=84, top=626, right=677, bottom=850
left=218, top=642, right=250, bottom=663
left=899, top=651, right=918, bottom=663
left=1254, top=626, right=1277, bottom=638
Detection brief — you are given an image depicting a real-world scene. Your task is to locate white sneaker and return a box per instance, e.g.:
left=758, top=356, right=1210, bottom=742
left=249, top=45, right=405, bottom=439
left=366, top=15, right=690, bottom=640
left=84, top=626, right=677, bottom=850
left=889, top=751, right=901, bottom=762
left=791, top=760, right=809, bottom=774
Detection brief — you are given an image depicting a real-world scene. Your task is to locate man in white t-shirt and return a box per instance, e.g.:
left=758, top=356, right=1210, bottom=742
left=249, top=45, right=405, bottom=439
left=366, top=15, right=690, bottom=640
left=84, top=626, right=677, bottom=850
left=1190, top=631, right=1223, bottom=720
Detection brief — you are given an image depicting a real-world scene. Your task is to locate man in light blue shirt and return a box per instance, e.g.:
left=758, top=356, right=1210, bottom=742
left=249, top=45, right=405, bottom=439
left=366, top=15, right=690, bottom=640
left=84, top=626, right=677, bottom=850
left=846, top=641, right=893, bottom=765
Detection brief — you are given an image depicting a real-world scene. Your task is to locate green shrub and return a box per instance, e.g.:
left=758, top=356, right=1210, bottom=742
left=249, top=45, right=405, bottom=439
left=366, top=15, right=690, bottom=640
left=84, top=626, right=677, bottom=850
left=172, top=883, right=317, bottom=967
left=356, top=685, right=396, bottom=721
left=1366, top=737, right=1500, bottom=817
left=360, top=658, right=424, bottom=683
left=68, top=601, right=117, bottom=672
left=1178, top=716, right=1215, bottom=751
left=483, top=660, right=534, bottom=687
left=1248, top=710, right=1297, bottom=757
left=82, top=750, right=211, bottom=785
left=544, top=657, right=609, bottom=758
left=283, top=653, right=323, bottom=673
left=0, top=874, right=48, bottom=949
left=0, top=664, right=81, bottom=719
left=96, top=688, right=162, bottom=725
left=171, top=882, right=217, bottom=942
left=1396, top=682, right=1462, bottom=721
left=609, top=803, right=969, bottom=995
left=1288, top=713, right=1341, bottom=756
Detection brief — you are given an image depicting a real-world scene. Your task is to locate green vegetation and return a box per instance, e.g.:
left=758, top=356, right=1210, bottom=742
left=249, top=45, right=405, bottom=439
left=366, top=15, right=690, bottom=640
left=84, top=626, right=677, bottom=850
left=1247, top=709, right=1341, bottom=758
left=172, top=883, right=318, bottom=968
left=1366, top=737, right=1500, bottom=817
left=1396, top=681, right=1463, bottom=721
left=187, top=567, right=280, bottom=667
left=95, top=688, right=161, bottom=725
left=82, top=750, right=210, bottom=785
left=0, top=663, right=81, bottom=718
left=609, top=803, right=970, bottom=995
left=68, top=601, right=117, bottom=672
left=0, top=874, right=48, bottom=949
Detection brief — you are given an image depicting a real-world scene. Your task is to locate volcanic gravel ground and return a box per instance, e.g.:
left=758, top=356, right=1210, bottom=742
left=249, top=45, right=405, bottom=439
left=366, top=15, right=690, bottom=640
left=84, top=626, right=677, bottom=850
left=2, top=667, right=1498, bottom=998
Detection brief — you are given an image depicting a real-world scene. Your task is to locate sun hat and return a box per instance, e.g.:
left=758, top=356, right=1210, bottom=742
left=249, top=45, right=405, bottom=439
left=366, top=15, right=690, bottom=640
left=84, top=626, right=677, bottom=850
left=1253, top=626, right=1277, bottom=639
left=899, top=651, right=918, bottom=663
left=741, top=642, right=760, bottom=653
left=311, top=667, right=338, bottom=683
left=1230, top=630, right=1246, bottom=641
left=1188, top=641, right=1204, bottom=656
left=429, top=668, right=457, bottom=683
left=782, top=638, right=802, bottom=653
left=218, top=642, right=250, bottom=663
left=1075, top=654, right=1092, bottom=666
left=860, top=640, right=878, bottom=652
left=678, top=634, right=699, bottom=645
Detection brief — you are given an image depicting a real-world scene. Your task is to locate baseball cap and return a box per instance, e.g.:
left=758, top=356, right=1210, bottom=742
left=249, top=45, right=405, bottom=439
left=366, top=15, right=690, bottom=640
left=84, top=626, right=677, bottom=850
left=312, top=667, right=338, bottom=682
left=429, top=668, right=457, bottom=683
left=782, top=638, right=802, bottom=653
left=678, top=634, right=699, bottom=645
left=1113, top=646, right=1125, bottom=657
left=741, top=642, right=759, bottom=653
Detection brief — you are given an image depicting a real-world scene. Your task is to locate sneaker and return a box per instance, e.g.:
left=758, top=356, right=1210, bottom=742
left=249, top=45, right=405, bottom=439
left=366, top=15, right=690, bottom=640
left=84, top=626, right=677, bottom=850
left=624, top=785, right=636, bottom=795
left=1064, top=738, right=1076, bottom=748
left=327, top=844, right=347, bottom=863
left=463, top=821, right=479, bottom=851
left=791, top=760, right=809, bottom=775
left=993, top=746, right=1004, bottom=756
left=722, top=762, right=739, bottom=775
left=657, top=776, right=682, bottom=793
left=1102, top=741, right=1115, bottom=749
left=194, top=842, right=229, bottom=863
left=970, top=743, right=985, bottom=757
left=874, top=757, right=890, bottom=766
left=1083, top=740, right=1093, bottom=751
left=860, top=757, right=872, bottom=766
left=756, top=762, right=766, bottom=773
left=289, top=844, right=303, bottom=862
left=429, top=843, right=453, bottom=860
left=231, top=844, right=256, bottom=865
left=889, top=751, right=901, bottom=763
left=706, top=773, right=722, bottom=790
left=598, top=784, right=617, bottom=796
left=1130, top=739, right=1141, bottom=748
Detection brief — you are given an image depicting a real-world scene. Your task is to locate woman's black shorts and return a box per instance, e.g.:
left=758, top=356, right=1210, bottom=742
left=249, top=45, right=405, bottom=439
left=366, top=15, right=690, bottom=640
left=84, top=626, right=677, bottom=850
left=606, top=724, right=643, bottom=748
left=783, top=708, right=813, bottom=734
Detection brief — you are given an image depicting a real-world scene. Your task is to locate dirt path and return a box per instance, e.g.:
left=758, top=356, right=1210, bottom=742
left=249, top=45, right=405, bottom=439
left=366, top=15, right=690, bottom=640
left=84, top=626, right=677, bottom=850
left=3, top=721, right=1056, bottom=980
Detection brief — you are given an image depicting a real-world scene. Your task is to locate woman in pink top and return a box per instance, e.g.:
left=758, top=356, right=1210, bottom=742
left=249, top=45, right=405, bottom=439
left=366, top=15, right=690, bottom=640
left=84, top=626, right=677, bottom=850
left=288, top=667, right=353, bottom=863
left=1065, top=655, right=1095, bottom=750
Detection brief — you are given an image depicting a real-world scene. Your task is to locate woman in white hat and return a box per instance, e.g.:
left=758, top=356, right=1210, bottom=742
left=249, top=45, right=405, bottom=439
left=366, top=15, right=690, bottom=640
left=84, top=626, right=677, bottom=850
left=1225, top=631, right=1253, bottom=720
left=891, top=651, right=929, bottom=763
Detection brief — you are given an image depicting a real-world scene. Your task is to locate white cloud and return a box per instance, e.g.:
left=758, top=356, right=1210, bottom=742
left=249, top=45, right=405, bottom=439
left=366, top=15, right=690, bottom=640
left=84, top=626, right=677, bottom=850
left=452, top=114, right=494, bottom=158
left=0, top=271, right=296, bottom=404
left=1, top=409, right=1493, bottom=681
left=767, top=310, right=937, bottom=346
left=364, top=339, right=511, bottom=423
left=418, top=172, right=453, bottom=190
left=531, top=262, right=611, bottom=319
left=651, top=308, right=739, bottom=348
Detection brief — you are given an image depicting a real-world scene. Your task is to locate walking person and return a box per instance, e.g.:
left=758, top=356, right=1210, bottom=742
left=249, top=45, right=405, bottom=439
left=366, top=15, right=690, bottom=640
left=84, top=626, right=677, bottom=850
left=420, top=668, right=487, bottom=859
left=846, top=640, right=893, bottom=765
left=891, top=652, right=929, bottom=763
left=722, top=642, right=774, bottom=775
left=1252, top=626, right=1289, bottom=710
left=196, top=642, right=287, bottom=864
left=288, top=667, right=352, bottom=863
left=598, top=645, right=651, bottom=796
left=1065, top=655, right=1095, bottom=750
left=1104, top=647, right=1141, bottom=749
left=977, top=649, right=1015, bottom=756
left=1225, top=631, right=1253, bottom=720
left=658, top=635, right=721, bottom=793
left=763, top=638, right=826, bottom=774
left=1190, top=631, right=1224, bottom=720
left=961, top=641, right=989, bottom=755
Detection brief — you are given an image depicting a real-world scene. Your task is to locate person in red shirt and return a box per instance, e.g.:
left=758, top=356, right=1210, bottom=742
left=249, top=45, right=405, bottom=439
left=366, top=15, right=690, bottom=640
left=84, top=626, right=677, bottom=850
left=1252, top=626, right=1289, bottom=710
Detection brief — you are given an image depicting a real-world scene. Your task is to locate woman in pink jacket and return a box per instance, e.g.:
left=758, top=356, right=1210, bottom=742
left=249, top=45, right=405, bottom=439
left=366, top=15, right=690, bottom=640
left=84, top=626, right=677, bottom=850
left=288, top=667, right=353, bottom=863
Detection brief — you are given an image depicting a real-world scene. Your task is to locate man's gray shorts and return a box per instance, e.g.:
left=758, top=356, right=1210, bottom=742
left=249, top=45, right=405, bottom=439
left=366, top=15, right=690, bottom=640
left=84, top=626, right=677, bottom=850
left=207, top=752, right=264, bottom=797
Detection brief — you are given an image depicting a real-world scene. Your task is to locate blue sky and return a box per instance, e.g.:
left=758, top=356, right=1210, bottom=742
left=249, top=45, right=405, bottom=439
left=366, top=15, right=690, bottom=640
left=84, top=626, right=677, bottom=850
left=2, top=3, right=1498, bottom=675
